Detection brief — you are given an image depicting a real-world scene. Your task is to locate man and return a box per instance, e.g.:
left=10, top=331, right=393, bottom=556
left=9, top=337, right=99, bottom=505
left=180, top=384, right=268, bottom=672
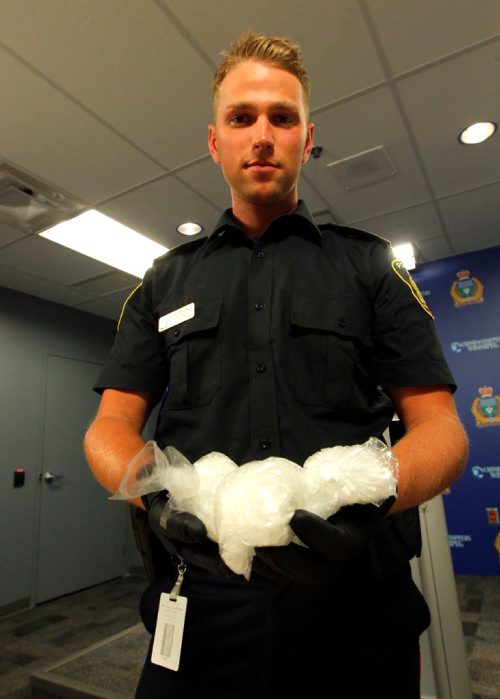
left=84, top=31, right=468, bottom=699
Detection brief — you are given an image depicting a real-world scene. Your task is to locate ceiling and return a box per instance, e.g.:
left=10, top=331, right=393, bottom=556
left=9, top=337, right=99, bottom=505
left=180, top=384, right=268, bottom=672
left=0, top=0, right=499, bottom=321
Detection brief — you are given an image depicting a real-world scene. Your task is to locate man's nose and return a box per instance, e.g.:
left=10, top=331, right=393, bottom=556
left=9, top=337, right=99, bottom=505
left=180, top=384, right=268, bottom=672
left=252, top=118, right=274, bottom=150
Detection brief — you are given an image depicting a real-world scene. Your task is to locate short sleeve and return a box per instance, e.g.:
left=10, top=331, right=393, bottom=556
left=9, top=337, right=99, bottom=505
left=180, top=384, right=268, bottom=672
left=369, top=245, right=456, bottom=391
left=94, top=267, right=168, bottom=397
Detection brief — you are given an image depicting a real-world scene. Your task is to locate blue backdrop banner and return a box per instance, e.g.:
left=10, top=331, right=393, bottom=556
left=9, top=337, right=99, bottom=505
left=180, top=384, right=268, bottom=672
left=413, top=245, right=500, bottom=575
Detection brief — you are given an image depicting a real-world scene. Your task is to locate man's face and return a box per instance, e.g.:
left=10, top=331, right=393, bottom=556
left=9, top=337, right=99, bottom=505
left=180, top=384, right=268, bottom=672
left=208, top=60, right=314, bottom=211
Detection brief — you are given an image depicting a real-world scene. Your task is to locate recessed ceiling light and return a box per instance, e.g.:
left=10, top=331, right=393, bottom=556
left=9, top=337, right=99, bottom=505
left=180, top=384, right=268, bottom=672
left=40, top=210, right=168, bottom=278
left=458, top=121, right=497, bottom=145
left=392, top=243, right=416, bottom=270
left=177, top=221, right=203, bottom=236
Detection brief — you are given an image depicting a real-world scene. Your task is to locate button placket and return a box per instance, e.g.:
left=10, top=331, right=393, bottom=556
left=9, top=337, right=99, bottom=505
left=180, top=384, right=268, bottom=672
left=247, top=241, right=279, bottom=457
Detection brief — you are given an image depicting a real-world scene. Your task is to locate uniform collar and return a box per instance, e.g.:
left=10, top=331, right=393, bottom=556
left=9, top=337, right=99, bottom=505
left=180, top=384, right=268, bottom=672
left=206, top=200, right=324, bottom=245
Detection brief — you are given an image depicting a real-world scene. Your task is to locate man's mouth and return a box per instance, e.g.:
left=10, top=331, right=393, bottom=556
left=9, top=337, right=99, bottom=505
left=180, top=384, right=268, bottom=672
left=244, top=160, right=279, bottom=170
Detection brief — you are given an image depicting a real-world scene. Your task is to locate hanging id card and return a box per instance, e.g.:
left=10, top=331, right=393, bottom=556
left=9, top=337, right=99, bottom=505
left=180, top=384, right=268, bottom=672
left=151, top=593, right=187, bottom=671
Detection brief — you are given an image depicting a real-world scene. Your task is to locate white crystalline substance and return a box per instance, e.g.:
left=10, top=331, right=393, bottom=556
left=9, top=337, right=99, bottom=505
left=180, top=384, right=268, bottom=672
left=215, top=458, right=303, bottom=578
left=113, top=437, right=398, bottom=580
left=191, top=452, right=238, bottom=541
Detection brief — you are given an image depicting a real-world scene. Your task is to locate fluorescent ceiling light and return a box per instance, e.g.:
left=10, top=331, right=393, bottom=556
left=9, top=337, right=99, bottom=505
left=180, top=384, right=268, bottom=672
left=393, top=243, right=415, bottom=270
left=40, top=210, right=168, bottom=278
left=458, top=121, right=497, bottom=145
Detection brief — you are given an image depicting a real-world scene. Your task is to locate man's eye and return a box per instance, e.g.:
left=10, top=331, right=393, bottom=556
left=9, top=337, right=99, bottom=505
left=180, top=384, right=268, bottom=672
left=229, top=114, right=250, bottom=125
left=273, top=114, right=295, bottom=126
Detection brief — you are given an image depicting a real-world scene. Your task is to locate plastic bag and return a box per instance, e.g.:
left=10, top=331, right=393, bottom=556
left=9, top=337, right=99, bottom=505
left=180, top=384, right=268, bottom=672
left=112, top=437, right=398, bottom=579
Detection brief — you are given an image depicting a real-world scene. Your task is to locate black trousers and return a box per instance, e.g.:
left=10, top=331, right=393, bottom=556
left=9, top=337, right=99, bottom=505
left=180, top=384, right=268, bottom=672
left=135, top=559, right=430, bottom=699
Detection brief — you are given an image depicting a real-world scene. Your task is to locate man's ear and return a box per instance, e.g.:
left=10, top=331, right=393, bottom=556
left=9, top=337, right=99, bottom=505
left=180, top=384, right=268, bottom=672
left=302, top=123, right=315, bottom=164
left=208, top=124, right=221, bottom=165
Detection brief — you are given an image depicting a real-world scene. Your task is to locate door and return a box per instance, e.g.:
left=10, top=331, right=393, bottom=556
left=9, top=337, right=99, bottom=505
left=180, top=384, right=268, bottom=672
left=36, top=354, right=125, bottom=603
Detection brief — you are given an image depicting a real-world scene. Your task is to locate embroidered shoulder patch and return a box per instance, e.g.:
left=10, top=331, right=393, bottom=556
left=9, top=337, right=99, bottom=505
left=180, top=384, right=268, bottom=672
left=391, top=259, right=434, bottom=319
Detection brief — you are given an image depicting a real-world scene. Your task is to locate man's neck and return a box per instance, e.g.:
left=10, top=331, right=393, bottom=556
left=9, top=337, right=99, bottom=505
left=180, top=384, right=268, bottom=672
left=231, top=198, right=299, bottom=238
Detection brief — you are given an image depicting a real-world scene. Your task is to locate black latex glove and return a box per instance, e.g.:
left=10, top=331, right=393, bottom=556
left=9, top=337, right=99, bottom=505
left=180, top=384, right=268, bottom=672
left=290, top=495, right=397, bottom=561
left=142, top=491, right=235, bottom=578
left=252, top=541, right=344, bottom=585
left=253, top=496, right=396, bottom=584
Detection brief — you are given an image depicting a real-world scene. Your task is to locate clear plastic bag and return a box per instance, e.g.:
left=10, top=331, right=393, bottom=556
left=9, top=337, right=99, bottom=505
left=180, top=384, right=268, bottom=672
left=112, top=437, right=398, bottom=579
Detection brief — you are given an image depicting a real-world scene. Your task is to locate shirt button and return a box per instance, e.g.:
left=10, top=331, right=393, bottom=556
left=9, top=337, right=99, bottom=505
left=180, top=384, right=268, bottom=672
left=337, top=319, right=346, bottom=329
left=173, top=328, right=180, bottom=337
left=256, top=364, right=266, bottom=373
left=254, top=302, right=265, bottom=311
left=257, top=251, right=265, bottom=258
left=259, top=439, right=271, bottom=450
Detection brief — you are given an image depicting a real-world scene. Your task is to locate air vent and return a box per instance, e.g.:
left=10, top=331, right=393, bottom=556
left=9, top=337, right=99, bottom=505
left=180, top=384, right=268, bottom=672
left=327, top=146, right=397, bottom=191
left=0, top=162, right=85, bottom=233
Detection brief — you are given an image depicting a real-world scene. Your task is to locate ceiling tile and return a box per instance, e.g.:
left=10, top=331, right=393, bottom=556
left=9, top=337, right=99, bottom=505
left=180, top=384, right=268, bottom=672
left=167, top=0, right=386, bottom=108
left=438, top=182, right=500, bottom=254
left=0, top=219, right=27, bottom=247
left=0, top=0, right=214, bottom=169
left=99, top=174, right=222, bottom=249
left=0, top=236, right=118, bottom=285
left=0, top=263, right=94, bottom=307
left=365, top=0, right=500, bottom=75
left=348, top=202, right=446, bottom=247
left=397, top=42, right=500, bottom=197
left=305, top=87, right=431, bottom=221
left=73, top=293, right=130, bottom=321
left=0, top=47, right=163, bottom=203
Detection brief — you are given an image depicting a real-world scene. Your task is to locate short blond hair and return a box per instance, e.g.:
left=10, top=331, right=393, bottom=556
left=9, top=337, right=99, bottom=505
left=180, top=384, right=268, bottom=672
left=212, top=31, right=310, bottom=115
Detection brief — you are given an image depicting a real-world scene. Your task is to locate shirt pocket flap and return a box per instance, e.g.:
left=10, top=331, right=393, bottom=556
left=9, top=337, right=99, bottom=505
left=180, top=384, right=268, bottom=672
left=291, top=295, right=371, bottom=343
left=161, top=298, right=222, bottom=344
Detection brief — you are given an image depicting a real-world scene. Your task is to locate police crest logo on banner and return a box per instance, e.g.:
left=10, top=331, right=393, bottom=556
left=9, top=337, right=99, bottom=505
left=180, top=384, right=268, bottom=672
left=450, top=269, right=484, bottom=307
left=471, top=386, right=500, bottom=428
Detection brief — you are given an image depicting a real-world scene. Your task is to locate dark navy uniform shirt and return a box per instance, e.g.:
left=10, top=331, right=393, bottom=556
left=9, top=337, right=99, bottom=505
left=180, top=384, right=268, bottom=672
left=95, top=201, right=455, bottom=466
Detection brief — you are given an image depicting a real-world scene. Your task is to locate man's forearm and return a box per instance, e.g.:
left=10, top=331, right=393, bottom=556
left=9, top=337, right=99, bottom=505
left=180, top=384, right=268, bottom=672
left=390, top=411, right=468, bottom=512
left=84, top=388, right=154, bottom=508
left=84, top=415, right=146, bottom=507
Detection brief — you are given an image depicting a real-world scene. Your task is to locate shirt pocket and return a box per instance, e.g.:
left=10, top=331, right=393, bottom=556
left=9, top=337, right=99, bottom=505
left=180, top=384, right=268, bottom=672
left=161, top=297, right=222, bottom=409
left=289, top=294, right=372, bottom=408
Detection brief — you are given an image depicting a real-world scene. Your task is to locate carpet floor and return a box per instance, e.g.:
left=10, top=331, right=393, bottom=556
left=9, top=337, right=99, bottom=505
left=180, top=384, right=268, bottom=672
left=0, top=573, right=498, bottom=698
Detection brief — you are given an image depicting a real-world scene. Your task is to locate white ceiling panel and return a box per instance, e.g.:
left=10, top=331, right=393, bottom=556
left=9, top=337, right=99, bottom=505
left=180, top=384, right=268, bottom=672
left=167, top=0, right=387, bottom=109
left=0, top=0, right=213, bottom=168
left=0, top=263, right=95, bottom=307
left=74, top=292, right=132, bottom=321
left=177, top=157, right=230, bottom=210
left=0, top=220, right=27, bottom=247
left=306, top=87, right=431, bottom=221
left=0, top=236, right=118, bottom=285
left=99, top=174, right=222, bottom=248
left=349, top=202, right=446, bottom=246
left=397, top=42, right=500, bottom=197
left=365, top=0, right=500, bottom=75
left=438, top=182, right=500, bottom=253
left=0, top=48, right=163, bottom=203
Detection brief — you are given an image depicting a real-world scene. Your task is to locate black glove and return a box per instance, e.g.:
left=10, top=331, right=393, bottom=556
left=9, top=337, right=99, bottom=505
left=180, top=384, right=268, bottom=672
left=290, top=495, right=396, bottom=561
left=142, top=491, right=236, bottom=578
left=252, top=541, right=344, bottom=585
left=252, top=496, right=396, bottom=584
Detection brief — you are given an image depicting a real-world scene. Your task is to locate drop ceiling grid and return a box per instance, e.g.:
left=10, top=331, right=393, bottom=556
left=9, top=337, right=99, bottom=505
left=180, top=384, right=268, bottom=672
left=305, top=86, right=433, bottom=222
left=363, top=0, right=500, bottom=75
left=0, top=48, right=164, bottom=204
left=395, top=41, right=500, bottom=198
left=98, top=172, right=223, bottom=248
left=0, top=1, right=215, bottom=169
left=165, top=0, right=388, bottom=109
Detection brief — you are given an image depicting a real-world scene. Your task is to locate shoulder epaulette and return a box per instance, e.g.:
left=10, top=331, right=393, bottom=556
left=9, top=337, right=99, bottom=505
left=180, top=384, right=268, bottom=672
left=153, top=237, right=208, bottom=266
left=319, top=223, right=390, bottom=246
